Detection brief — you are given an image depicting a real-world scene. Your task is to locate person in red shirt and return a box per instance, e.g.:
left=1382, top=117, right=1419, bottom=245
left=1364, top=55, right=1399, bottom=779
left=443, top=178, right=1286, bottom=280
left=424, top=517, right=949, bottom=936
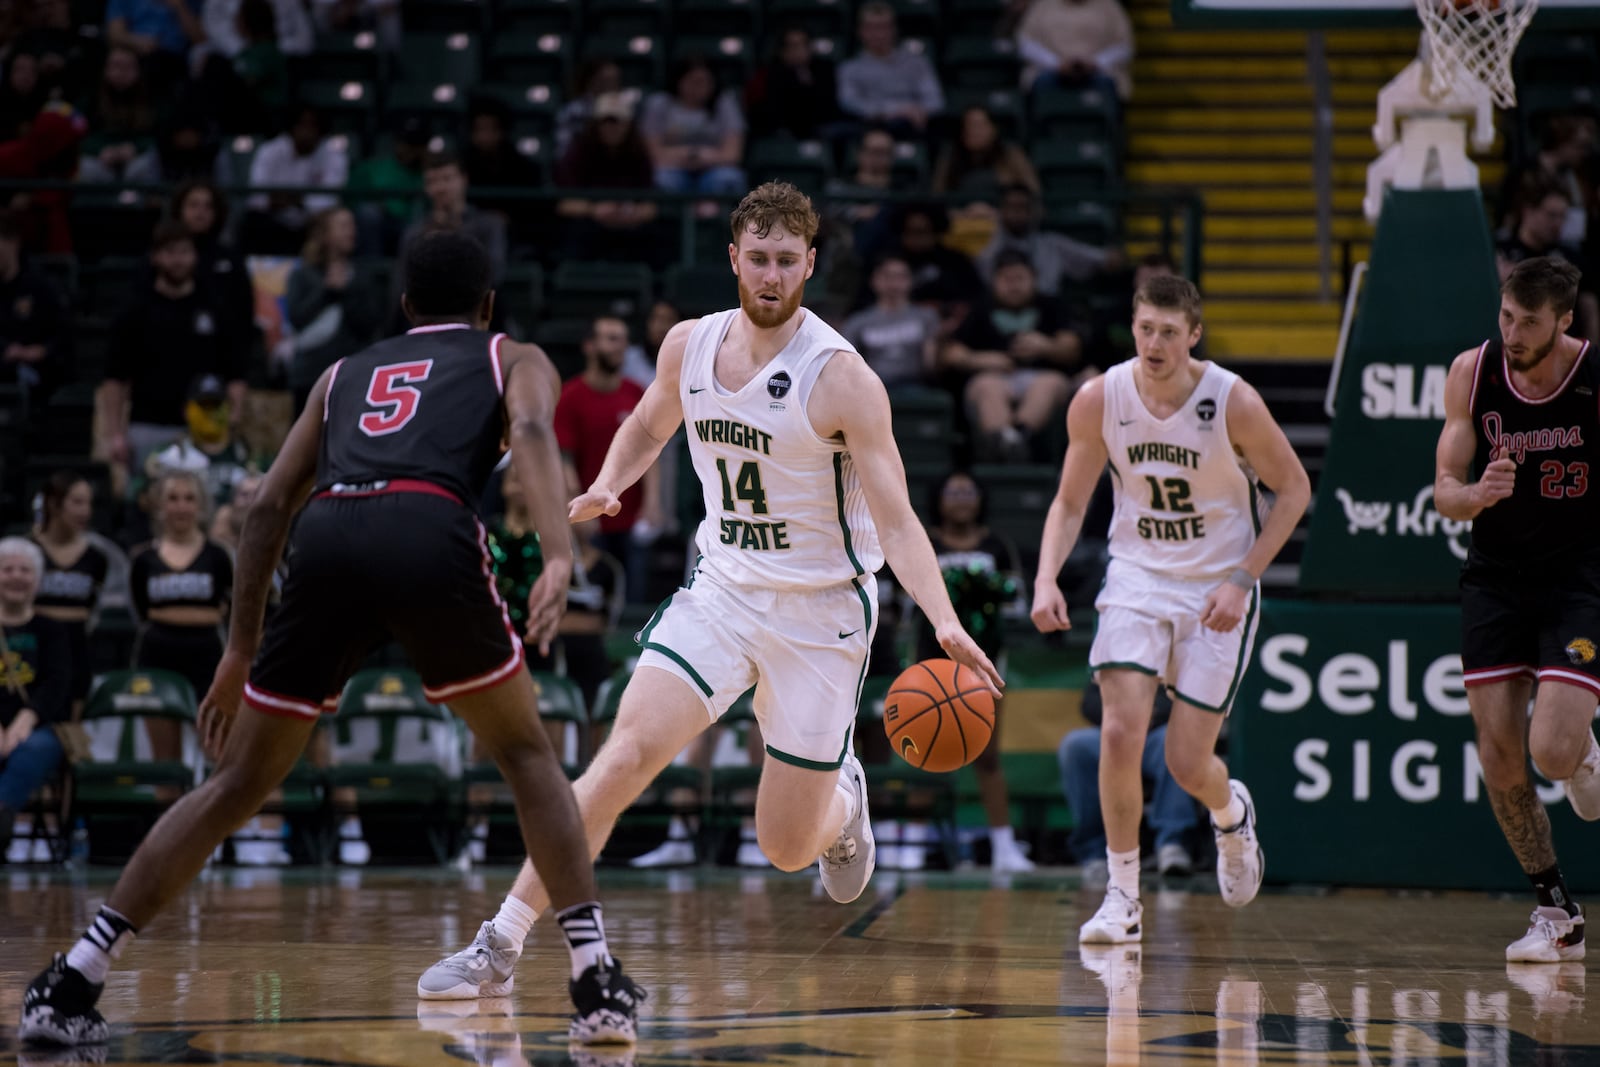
left=554, top=315, right=663, bottom=602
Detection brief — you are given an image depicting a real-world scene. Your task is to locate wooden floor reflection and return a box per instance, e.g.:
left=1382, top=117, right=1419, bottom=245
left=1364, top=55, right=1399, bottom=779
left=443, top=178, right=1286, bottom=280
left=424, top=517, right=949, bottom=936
left=2, top=866, right=1598, bottom=1065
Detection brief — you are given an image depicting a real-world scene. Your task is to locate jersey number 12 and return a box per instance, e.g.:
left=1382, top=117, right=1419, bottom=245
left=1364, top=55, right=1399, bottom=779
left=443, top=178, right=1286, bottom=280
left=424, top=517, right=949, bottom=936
left=359, top=360, right=435, bottom=437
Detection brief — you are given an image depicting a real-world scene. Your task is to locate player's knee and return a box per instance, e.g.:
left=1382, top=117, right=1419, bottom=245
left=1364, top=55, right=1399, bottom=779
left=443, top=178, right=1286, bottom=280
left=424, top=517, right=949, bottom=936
left=1530, top=731, right=1582, bottom=781
left=1100, top=718, right=1145, bottom=767
left=758, top=832, right=815, bottom=872
left=204, top=765, right=279, bottom=825
left=1164, top=744, right=1206, bottom=793
left=1476, top=732, right=1529, bottom=788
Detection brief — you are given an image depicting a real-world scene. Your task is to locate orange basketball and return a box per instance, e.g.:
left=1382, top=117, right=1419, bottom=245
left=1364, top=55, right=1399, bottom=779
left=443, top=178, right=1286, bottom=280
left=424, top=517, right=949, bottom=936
left=883, top=659, right=996, bottom=773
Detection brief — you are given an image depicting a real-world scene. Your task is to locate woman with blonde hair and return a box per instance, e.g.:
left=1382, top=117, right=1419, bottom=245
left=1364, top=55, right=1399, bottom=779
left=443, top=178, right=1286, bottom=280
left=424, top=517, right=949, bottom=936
left=128, top=470, right=232, bottom=764
left=286, top=204, right=381, bottom=415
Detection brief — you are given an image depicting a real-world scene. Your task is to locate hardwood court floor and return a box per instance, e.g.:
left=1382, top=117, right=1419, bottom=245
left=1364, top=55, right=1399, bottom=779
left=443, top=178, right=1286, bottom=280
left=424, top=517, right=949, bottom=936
left=2, top=866, right=1597, bottom=1065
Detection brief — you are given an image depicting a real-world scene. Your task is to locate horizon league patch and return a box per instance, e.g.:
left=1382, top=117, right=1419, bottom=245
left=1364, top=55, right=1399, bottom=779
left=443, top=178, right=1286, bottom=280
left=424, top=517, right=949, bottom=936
left=767, top=371, right=792, bottom=399
left=1197, top=398, right=1216, bottom=422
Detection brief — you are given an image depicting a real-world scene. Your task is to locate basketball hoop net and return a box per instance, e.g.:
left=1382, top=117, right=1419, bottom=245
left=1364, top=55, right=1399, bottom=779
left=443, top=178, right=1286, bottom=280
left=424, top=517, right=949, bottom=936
left=1414, top=0, right=1539, bottom=109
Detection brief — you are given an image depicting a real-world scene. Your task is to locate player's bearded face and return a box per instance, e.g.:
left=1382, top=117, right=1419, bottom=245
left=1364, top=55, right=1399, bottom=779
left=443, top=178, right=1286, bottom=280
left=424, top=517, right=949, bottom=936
left=1504, top=319, right=1563, bottom=372
left=733, top=229, right=813, bottom=329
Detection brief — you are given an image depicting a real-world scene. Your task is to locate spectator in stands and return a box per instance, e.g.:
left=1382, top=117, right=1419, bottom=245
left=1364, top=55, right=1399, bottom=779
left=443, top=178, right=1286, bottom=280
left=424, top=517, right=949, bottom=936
left=1497, top=176, right=1600, bottom=344
left=640, top=55, right=747, bottom=195
left=1498, top=114, right=1596, bottom=249
left=555, top=58, right=621, bottom=159
left=0, top=101, right=85, bottom=254
left=555, top=315, right=662, bottom=603
left=555, top=91, right=660, bottom=265
left=0, top=209, right=68, bottom=400
left=745, top=24, right=842, bottom=142
left=125, top=104, right=232, bottom=188
left=843, top=252, right=940, bottom=394
left=170, top=179, right=256, bottom=361
left=891, top=203, right=983, bottom=336
left=144, top=372, right=256, bottom=505
left=202, top=0, right=311, bottom=57
left=286, top=205, right=380, bottom=414
left=244, top=103, right=348, bottom=254
left=837, top=1, right=943, bottom=136
left=620, top=298, right=679, bottom=390
left=462, top=94, right=545, bottom=248
left=106, top=0, right=205, bottom=89
left=1061, top=678, right=1197, bottom=884
left=76, top=45, right=157, bottom=183
left=31, top=472, right=113, bottom=713
left=209, top=471, right=258, bottom=550
left=943, top=249, right=1086, bottom=462
left=390, top=151, right=507, bottom=325
left=99, top=221, right=247, bottom=473
left=0, top=536, right=71, bottom=859
left=912, top=469, right=1035, bottom=872
left=0, top=52, right=46, bottom=141
left=934, top=107, right=1039, bottom=201
left=310, top=0, right=400, bottom=52
left=8, top=0, right=80, bottom=98
left=225, top=0, right=291, bottom=126
left=346, top=116, right=425, bottom=256
left=976, top=184, right=1119, bottom=297
left=1015, top=0, right=1134, bottom=101
left=826, top=125, right=900, bottom=260
left=128, top=469, right=230, bottom=768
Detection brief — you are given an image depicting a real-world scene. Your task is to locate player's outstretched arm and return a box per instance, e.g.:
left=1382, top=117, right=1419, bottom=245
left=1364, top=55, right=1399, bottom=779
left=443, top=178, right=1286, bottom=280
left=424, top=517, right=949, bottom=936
left=199, top=367, right=329, bottom=755
left=813, top=352, right=1004, bottom=696
left=1435, top=347, right=1512, bottom=520
left=569, top=319, right=695, bottom=523
left=1031, top=379, right=1109, bottom=634
left=503, top=341, right=577, bottom=654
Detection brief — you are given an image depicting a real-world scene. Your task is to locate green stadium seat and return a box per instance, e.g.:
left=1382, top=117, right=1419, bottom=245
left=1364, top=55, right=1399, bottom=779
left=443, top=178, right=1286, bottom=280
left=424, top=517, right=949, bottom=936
left=535, top=317, right=595, bottom=379
left=942, top=36, right=1021, bottom=90
left=1042, top=198, right=1119, bottom=246
left=746, top=136, right=832, bottom=194
left=296, top=79, right=376, bottom=142
left=385, top=80, right=471, bottom=133
left=327, top=668, right=463, bottom=865
left=842, top=137, right=928, bottom=188
left=663, top=261, right=738, bottom=320
left=474, top=82, right=561, bottom=137
left=497, top=260, right=546, bottom=336
left=310, top=30, right=383, bottom=84
left=946, top=86, right=1026, bottom=141
left=580, top=33, right=663, bottom=89
left=671, top=33, right=755, bottom=89
left=674, top=0, right=758, bottom=40
left=969, top=463, right=1058, bottom=560
left=492, top=0, right=575, bottom=35
left=1515, top=32, right=1600, bottom=87
left=584, top=0, right=667, bottom=38
left=1031, top=86, right=1118, bottom=145
left=488, top=32, right=569, bottom=86
left=401, top=0, right=485, bottom=34
left=395, top=33, right=481, bottom=87
left=591, top=670, right=706, bottom=857
left=705, top=689, right=761, bottom=861
left=946, top=0, right=1009, bottom=39
left=550, top=260, right=654, bottom=319
left=1033, top=139, right=1118, bottom=190
left=888, top=388, right=956, bottom=469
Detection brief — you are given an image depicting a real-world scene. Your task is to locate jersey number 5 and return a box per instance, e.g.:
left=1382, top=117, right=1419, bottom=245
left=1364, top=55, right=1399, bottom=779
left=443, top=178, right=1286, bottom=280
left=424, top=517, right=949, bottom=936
left=359, top=360, right=435, bottom=437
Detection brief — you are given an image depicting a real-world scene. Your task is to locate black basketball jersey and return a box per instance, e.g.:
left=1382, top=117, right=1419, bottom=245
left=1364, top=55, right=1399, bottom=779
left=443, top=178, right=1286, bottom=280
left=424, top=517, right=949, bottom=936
left=319, top=324, right=508, bottom=504
left=1469, top=337, right=1600, bottom=566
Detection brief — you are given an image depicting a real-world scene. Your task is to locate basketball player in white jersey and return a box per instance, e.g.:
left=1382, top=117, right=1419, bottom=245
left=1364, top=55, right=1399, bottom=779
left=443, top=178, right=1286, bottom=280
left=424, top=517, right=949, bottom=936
left=417, top=181, right=1004, bottom=999
left=1031, top=275, right=1309, bottom=943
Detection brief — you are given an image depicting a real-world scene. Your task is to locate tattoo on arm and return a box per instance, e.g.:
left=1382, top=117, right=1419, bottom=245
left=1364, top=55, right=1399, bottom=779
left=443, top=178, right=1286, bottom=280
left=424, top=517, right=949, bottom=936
left=1488, top=781, right=1558, bottom=873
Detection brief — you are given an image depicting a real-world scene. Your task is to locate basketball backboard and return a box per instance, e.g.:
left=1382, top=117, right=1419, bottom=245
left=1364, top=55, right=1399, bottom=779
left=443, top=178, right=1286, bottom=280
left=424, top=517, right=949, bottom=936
left=1171, top=1, right=1600, bottom=30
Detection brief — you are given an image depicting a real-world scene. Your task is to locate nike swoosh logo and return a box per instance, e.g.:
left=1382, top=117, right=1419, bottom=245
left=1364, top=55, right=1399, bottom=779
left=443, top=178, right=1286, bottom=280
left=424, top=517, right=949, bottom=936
left=838, top=629, right=860, bottom=639
left=689, top=387, right=706, bottom=394
left=1119, top=419, right=1136, bottom=426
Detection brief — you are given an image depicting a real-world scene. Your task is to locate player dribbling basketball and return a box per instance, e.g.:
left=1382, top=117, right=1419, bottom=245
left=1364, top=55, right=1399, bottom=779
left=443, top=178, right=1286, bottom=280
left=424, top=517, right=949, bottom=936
left=417, top=182, right=1003, bottom=1001
left=1031, top=274, right=1310, bottom=943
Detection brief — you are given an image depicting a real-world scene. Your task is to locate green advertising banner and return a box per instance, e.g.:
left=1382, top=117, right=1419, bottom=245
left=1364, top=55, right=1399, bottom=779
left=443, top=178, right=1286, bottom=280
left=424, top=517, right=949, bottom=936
left=1232, top=600, right=1600, bottom=891
left=1298, top=190, right=1500, bottom=596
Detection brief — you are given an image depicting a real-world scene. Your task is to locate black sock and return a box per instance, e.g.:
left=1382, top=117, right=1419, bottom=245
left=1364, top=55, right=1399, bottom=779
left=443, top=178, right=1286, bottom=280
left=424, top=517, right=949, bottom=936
left=1529, top=864, right=1581, bottom=916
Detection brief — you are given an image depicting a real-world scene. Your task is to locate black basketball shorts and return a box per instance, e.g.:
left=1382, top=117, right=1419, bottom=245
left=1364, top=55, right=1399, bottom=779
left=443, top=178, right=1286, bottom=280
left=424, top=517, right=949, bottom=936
left=244, top=486, right=524, bottom=718
left=1460, top=552, right=1600, bottom=698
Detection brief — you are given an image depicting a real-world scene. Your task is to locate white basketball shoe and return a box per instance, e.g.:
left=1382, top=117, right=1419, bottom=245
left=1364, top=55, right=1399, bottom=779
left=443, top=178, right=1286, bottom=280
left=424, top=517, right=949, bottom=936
left=1506, top=905, right=1586, bottom=963
left=819, top=749, right=875, bottom=903
left=1212, top=780, right=1264, bottom=908
left=1079, top=886, right=1144, bottom=944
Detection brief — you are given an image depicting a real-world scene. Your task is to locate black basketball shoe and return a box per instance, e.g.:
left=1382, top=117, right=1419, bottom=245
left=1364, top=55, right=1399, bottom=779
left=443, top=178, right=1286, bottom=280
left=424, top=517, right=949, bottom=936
left=568, top=958, right=646, bottom=1044
left=19, top=955, right=109, bottom=1047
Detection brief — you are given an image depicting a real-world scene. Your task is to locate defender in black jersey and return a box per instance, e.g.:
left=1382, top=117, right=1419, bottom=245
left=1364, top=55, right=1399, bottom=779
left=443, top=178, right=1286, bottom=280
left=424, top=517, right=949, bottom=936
left=19, top=233, right=644, bottom=1050
left=1436, top=256, right=1600, bottom=965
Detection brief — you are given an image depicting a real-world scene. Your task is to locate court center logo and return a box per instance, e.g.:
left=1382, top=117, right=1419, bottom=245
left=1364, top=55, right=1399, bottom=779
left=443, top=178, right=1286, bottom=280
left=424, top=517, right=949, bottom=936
left=1567, top=637, right=1596, bottom=665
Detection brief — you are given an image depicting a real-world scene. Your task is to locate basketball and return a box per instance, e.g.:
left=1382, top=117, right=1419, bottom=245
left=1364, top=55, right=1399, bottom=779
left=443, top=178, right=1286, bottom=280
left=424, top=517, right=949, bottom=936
left=883, top=659, right=997, bottom=773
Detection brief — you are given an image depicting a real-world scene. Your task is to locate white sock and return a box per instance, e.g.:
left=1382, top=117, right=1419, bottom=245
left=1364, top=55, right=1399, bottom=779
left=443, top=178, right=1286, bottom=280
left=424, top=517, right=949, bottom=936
left=554, top=901, right=612, bottom=980
left=66, top=906, right=137, bottom=985
left=1212, top=792, right=1246, bottom=832
left=835, top=771, right=860, bottom=827
left=665, top=816, right=692, bottom=842
left=493, top=895, right=539, bottom=949
left=989, top=826, right=1017, bottom=854
left=1108, top=847, right=1141, bottom=900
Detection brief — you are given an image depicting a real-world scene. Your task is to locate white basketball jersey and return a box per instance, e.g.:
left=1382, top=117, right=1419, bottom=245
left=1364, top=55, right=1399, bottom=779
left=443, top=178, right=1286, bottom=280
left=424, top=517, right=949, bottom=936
left=1102, top=359, right=1261, bottom=580
left=680, top=308, right=883, bottom=590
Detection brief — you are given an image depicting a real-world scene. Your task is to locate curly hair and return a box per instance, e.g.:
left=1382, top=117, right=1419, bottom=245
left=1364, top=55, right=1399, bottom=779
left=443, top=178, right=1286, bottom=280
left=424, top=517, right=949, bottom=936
left=728, top=181, right=819, bottom=247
